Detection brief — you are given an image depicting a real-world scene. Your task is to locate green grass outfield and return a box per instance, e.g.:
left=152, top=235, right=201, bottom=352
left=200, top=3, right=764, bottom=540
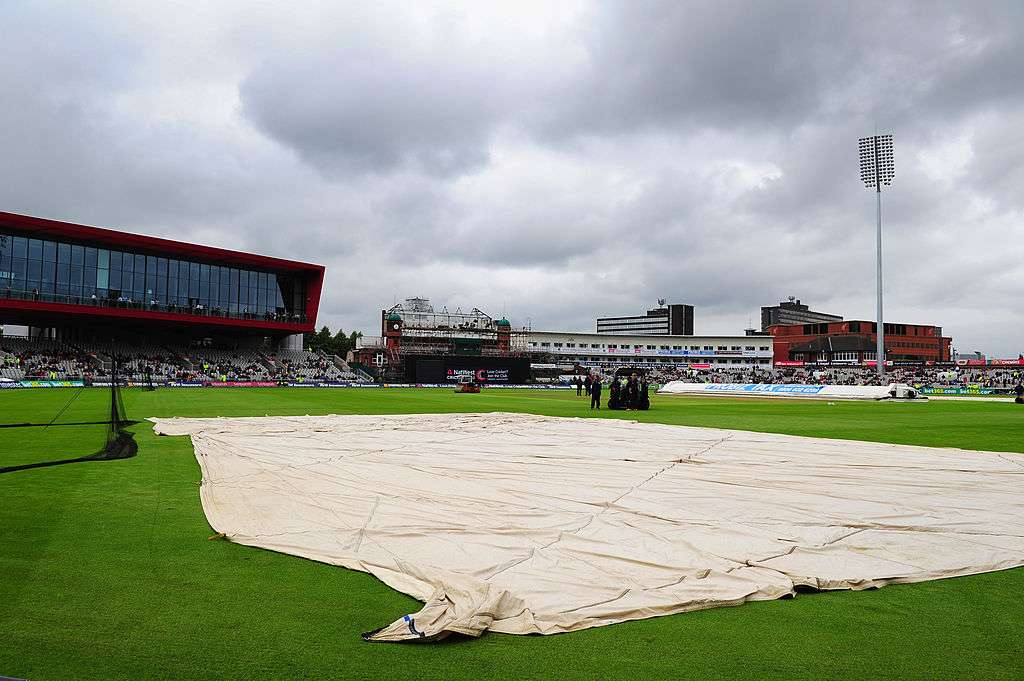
left=2, top=387, right=1022, bottom=681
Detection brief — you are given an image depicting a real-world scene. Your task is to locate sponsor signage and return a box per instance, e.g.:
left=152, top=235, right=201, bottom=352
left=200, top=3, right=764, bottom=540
left=553, top=346, right=766, bottom=358
left=19, top=380, right=84, bottom=388
left=445, top=368, right=510, bottom=383
left=705, top=383, right=825, bottom=395
left=917, top=387, right=1012, bottom=396
left=209, top=381, right=279, bottom=387
left=485, top=384, right=572, bottom=390
left=774, top=361, right=804, bottom=367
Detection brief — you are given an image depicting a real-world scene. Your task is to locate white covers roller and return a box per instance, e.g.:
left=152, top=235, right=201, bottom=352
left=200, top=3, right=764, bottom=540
left=657, top=382, right=920, bottom=400
left=150, top=413, right=1024, bottom=641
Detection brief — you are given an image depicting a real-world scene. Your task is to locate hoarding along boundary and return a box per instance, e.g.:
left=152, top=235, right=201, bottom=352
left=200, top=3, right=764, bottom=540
left=158, top=382, right=576, bottom=389
left=1, top=381, right=576, bottom=389
left=0, top=380, right=86, bottom=389
left=917, top=387, right=1013, bottom=396
left=4, top=382, right=1006, bottom=395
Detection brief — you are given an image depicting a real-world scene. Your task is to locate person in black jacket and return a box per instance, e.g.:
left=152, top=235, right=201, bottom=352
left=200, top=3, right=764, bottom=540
left=576, top=375, right=584, bottom=396
left=608, top=377, right=622, bottom=409
left=639, top=378, right=650, bottom=410
left=623, top=374, right=639, bottom=409
left=590, top=374, right=602, bottom=409
left=1014, top=381, right=1024, bottom=404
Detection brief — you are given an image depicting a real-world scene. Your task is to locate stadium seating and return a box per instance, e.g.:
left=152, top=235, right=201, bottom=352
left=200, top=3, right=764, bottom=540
left=0, top=337, right=100, bottom=380
left=0, top=338, right=371, bottom=383
left=581, top=365, right=1021, bottom=389
left=1, top=336, right=1018, bottom=388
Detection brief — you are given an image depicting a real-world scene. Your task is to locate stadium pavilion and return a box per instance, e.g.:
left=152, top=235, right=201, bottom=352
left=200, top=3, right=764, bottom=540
left=0, top=211, right=323, bottom=350
left=524, top=330, right=774, bottom=370
left=355, top=297, right=775, bottom=382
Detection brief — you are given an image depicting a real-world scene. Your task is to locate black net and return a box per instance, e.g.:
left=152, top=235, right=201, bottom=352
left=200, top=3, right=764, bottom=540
left=96, top=356, right=139, bottom=461
left=0, top=357, right=137, bottom=473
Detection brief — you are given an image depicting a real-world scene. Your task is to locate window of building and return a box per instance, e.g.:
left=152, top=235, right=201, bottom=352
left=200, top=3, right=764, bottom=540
left=0, top=229, right=307, bottom=321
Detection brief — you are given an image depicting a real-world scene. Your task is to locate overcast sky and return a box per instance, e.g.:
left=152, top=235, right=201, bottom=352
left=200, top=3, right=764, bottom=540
left=2, top=1, right=1022, bottom=355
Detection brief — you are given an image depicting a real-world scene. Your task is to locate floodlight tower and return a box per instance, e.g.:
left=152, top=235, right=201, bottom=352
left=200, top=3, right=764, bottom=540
left=858, top=134, right=894, bottom=378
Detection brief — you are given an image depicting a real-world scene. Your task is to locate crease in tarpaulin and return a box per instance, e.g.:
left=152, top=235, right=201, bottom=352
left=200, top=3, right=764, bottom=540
left=149, top=413, right=1024, bottom=643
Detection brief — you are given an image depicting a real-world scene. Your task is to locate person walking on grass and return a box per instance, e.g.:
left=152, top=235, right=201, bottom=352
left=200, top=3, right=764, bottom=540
left=590, top=374, right=602, bottom=410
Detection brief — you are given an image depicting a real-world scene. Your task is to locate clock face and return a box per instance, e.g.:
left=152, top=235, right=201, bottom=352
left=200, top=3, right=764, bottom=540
left=392, top=323, right=400, bottom=330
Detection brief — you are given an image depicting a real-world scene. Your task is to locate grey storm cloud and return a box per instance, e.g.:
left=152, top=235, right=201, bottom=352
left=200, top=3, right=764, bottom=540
left=240, top=50, right=499, bottom=175
left=0, top=0, right=1022, bottom=355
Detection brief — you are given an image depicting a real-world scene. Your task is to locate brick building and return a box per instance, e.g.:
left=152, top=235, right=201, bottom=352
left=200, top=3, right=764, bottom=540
left=768, top=320, right=952, bottom=365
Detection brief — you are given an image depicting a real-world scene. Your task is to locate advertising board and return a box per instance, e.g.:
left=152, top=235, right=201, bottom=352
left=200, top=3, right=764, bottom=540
left=209, top=381, right=279, bottom=387
left=18, top=380, right=85, bottom=388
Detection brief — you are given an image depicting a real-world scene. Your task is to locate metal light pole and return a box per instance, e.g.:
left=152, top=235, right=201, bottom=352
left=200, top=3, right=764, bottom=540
left=858, top=134, right=894, bottom=378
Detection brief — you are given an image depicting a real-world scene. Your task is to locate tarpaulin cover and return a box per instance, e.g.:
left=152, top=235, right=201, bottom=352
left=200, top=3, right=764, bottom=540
left=150, top=413, right=1024, bottom=641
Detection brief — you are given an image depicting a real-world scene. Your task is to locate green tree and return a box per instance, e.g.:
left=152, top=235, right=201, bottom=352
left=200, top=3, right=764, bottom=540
left=304, top=326, right=332, bottom=352
left=303, top=326, right=363, bottom=355
left=329, top=328, right=349, bottom=356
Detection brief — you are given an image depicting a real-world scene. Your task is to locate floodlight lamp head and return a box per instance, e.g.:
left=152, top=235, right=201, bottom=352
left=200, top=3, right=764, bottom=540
left=858, top=134, right=895, bottom=189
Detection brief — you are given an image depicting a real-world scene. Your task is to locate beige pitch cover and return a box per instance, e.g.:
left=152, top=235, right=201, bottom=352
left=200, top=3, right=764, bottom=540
left=150, top=412, right=1024, bottom=641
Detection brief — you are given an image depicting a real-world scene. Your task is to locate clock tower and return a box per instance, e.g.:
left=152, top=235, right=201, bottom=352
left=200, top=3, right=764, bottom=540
left=384, top=311, right=403, bottom=351
left=496, top=317, right=511, bottom=354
